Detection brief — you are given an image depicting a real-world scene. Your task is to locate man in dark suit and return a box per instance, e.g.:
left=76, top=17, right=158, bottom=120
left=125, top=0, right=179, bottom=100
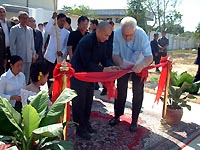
left=150, top=33, right=160, bottom=72
left=0, top=6, right=13, bottom=75
left=28, top=17, right=43, bottom=62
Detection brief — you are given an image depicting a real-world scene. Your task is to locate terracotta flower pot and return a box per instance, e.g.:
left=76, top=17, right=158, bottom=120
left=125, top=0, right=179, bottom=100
left=166, top=106, right=183, bottom=125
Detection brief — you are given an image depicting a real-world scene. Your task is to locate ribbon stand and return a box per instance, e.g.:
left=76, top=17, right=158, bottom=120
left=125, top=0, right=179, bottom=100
left=161, top=59, right=171, bottom=124
left=59, top=61, right=70, bottom=140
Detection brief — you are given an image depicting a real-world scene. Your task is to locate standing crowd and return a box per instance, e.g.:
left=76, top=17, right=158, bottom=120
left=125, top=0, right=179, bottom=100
left=0, top=5, right=159, bottom=140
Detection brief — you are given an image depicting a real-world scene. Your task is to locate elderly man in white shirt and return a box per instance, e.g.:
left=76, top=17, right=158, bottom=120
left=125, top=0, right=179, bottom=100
left=44, top=12, right=69, bottom=89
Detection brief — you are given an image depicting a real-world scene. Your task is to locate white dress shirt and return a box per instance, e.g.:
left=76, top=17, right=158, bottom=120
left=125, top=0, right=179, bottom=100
left=0, top=69, right=26, bottom=107
left=44, top=18, right=70, bottom=63
left=0, top=19, right=10, bottom=47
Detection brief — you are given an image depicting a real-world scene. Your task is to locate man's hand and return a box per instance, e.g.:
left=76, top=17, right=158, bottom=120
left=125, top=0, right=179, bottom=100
left=57, top=51, right=63, bottom=57
left=32, top=54, right=39, bottom=63
left=10, top=95, right=21, bottom=102
left=52, top=12, right=57, bottom=19
left=103, top=66, right=120, bottom=72
left=132, top=63, right=145, bottom=73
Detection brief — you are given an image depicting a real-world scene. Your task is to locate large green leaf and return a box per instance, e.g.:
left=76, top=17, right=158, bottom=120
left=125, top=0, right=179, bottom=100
left=32, top=123, right=63, bottom=140
left=176, top=71, right=194, bottom=86
left=181, top=82, right=192, bottom=92
left=169, top=86, right=182, bottom=101
left=22, top=105, right=40, bottom=139
left=0, top=97, right=22, bottom=134
left=41, top=140, right=74, bottom=150
left=40, top=88, right=77, bottom=127
left=29, top=91, right=48, bottom=120
left=170, top=72, right=178, bottom=86
left=0, top=108, right=17, bottom=135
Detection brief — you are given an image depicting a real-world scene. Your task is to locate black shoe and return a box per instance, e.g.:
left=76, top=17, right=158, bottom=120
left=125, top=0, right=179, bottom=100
left=109, top=117, right=120, bottom=126
left=76, top=130, right=91, bottom=140
left=129, top=123, right=138, bottom=132
left=87, top=125, right=97, bottom=133
left=100, top=88, right=107, bottom=96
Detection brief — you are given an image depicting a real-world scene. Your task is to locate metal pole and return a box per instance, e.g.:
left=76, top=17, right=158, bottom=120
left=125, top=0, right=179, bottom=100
left=26, top=0, right=29, bottom=7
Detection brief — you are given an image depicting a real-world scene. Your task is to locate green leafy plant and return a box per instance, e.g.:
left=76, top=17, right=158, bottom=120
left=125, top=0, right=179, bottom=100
left=0, top=88, right=77, bottom=150
left=167, top=71, right=199, bottom=110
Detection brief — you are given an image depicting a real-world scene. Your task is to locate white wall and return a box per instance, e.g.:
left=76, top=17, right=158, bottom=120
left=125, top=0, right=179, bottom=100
left=149, top=31, right=197, bottom=50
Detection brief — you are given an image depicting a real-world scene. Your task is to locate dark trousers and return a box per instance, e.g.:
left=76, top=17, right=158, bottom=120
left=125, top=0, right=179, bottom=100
left=45, top=59, right=56, bottom=88
left=114, top=73, right=144, bottom=124
left=71, top=77, right=94, bottom=131
left=154, top=55, right=161, bottom=71
left=194, top=65, right=200, bottom=82
left=160, top=51, right=167, bottom=57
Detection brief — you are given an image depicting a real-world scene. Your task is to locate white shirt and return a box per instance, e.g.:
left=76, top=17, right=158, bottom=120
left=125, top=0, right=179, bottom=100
left=0, top=19, right=10, bottom=47
left=0, top=69, right=26, bottom=107
left=44, top=18, right=69, bottom=63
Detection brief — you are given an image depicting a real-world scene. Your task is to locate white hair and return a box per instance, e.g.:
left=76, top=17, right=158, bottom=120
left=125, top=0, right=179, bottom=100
left=120, top=16, right=137, bottom=29
left=0, top=6, right=6, bottom=12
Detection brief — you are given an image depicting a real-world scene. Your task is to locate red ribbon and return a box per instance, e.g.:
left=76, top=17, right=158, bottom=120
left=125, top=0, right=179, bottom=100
left=52, top=56, right=171, bottom=125
left=52, top=63, right=75, bottom=103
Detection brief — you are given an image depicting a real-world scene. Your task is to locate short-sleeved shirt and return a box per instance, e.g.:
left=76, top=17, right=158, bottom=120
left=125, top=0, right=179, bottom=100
left=70, top=32, right=111, bottom=72
left=113, top=26, right=152, bottom=64
left=158, top=37, right=169, bottom=48
left=67, top=30, right=89, bottom=54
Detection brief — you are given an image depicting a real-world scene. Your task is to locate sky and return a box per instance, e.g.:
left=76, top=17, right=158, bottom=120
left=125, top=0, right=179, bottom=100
left=57, top=0, right=199, bottom=32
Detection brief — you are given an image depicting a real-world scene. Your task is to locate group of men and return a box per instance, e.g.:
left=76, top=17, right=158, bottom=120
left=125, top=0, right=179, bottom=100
left=150, top=31, right=169, bottom=72
left=1, top=5, right=155, bottom=141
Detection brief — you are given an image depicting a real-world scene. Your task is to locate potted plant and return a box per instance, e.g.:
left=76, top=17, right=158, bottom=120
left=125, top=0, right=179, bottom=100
left=0, top=88, right=77, bottom=150
left=165, top=71, right=197, bottom=125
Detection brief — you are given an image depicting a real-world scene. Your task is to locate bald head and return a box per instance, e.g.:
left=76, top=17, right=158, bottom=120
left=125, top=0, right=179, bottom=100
left=97, top=21, right=112, bottom=31
left=96, top=21, right=112, bottom=43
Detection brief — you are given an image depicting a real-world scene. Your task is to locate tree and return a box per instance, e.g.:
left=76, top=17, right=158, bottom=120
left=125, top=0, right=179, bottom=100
left=127, top=0, right=147, bottom=31
left=164, top=10, right=184, bottom=35
left=145, top=0, right=182, bottom=32
left=62, top=5, right=97, bottom=18
left=194, top=23, right=200, bottom=40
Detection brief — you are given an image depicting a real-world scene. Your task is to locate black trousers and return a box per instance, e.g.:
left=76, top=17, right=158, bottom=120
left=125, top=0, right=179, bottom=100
left=154, top=55, right=161, bottom=70
left=114, top=72, right=144, bottom=124
left=45, top=59, right=56, bottom=88
left=71, top=77, right=94, bottom=131
left=194, top=65, right=200, bottom=82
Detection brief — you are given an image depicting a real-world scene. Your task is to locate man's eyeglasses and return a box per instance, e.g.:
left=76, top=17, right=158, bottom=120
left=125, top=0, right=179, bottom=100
left=122, top=33, right=134, bottom=38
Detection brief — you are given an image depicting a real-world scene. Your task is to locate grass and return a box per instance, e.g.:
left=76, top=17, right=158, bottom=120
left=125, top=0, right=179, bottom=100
left=144, top=49, right=200, bottom=101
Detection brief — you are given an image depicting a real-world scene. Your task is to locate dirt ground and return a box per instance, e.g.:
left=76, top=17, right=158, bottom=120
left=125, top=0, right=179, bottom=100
left=143, top=50, right=200, bottom=104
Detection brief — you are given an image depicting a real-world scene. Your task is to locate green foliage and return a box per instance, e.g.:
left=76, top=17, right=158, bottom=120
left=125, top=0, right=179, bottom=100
left=167, top=71, right=198, bottom=111
left=29, top=91, right=49, bottom=120
left=127, top=0, right=147, bottom=31
left=22, top=105, right=40, bottom=139
left=194, top=22, right=200, bottom=40
left=40, top=88, right=77, bottom=127
left=164, top=10, right=184, bottom=35
left=41, top=140, right=73, bottom=150
left=0, top=88, right=77, bottom=150
left=62, top=5, right=97, bottom=18
left=144, top=0, right=183, bottom=33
